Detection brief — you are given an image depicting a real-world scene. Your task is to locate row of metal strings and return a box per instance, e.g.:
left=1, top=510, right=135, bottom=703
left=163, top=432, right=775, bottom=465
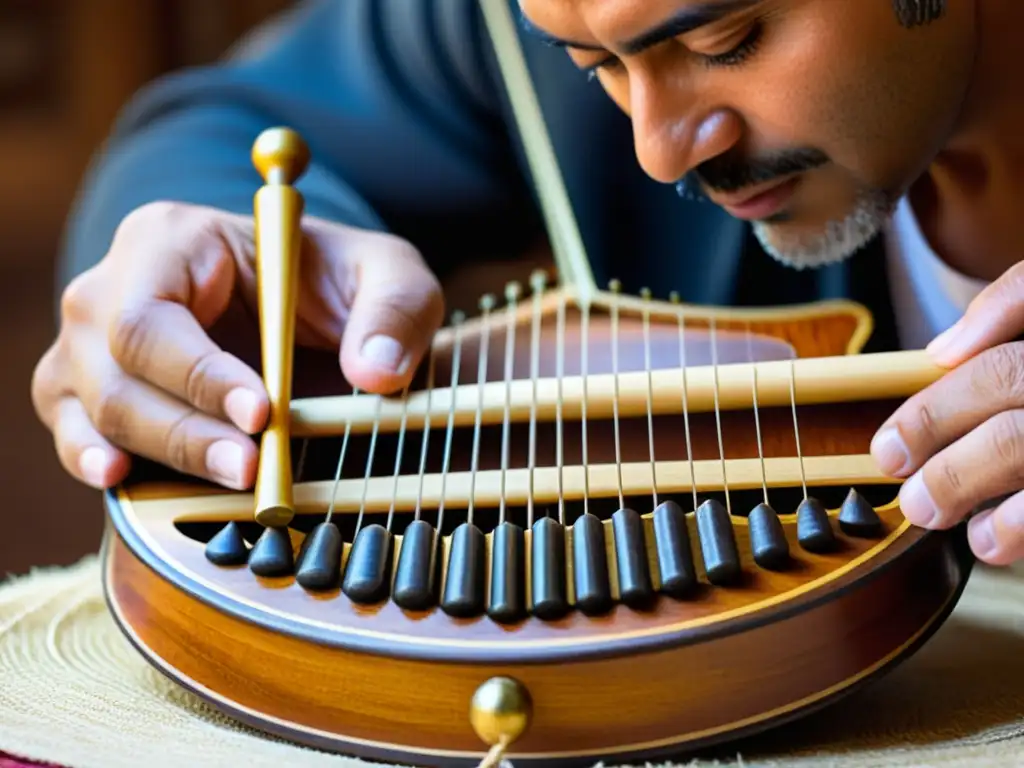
left=205, top=272, right=886, bottom=622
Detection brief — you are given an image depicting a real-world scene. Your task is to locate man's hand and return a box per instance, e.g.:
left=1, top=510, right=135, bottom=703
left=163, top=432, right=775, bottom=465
left=31, top=201, right=444, bottom=491
left=871, top=262, right=1024, bottom=566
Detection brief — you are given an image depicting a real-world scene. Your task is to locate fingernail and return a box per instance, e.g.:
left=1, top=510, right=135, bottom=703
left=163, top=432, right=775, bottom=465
left=968, top=511, right=997, bottom=559
left=926, top=320, right=963, bottom=363
left=206, top=440, right=244, bottom=488
left=871, top=427, right=910, bottom=476
left=360, top=335, right=409, bottom=374
left=80, top=447, right=108, bottom=486
left=225, top=388, right=259, bottom=431
left=899, top=472, right=938, bottom=527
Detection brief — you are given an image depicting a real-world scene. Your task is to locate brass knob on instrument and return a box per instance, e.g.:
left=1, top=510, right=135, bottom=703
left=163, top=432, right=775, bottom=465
left=251, top=127, right=309, bottom=528
left=252, top=127, right=310, bottom=185
left=470, top=676, right=532, bottom=765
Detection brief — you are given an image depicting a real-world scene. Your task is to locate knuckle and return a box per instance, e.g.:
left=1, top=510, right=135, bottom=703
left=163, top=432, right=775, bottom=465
left=164, top=411, right=201, bottom=474
left=91, top=378, right=130, bottom=439
left=184, top=350, right=225, bottom=409
left=911, top=399, right=941, bottom=445
left=936, top=456, right=964, bottom=498
left=989, top=411, right=1024, bottom=477
left=59, top=270, right=99, bottom=325
left=114, top=201, right=224, bottom=257
left=115, top=200, right=183, bottom=239
left=978, top=345, right=1024, bottom=399
left=108, top=303, right=157, bottom=373
left=30, top=343, right=60, bottom=418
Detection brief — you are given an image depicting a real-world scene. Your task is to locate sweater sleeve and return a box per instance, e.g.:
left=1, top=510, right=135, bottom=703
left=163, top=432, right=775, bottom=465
left=56, top=0, right=541, bottom=292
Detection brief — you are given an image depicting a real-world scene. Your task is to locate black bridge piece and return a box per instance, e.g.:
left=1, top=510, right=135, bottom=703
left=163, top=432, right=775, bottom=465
left=205, top=521, right=249, bottom=566
left=392, top=519, right=438, bottom=611
left=839, top=488, right=885, bottom=537
left=295, top=521, right=342, bottom=591
left=488, top=521, right=526, bottom=624
left=748, top=503, right=790, bottom=570
left=652, top=501, right=697, bottom=598
left=441, top=522, right=486, bottom=618
left=611, top=508, right=655, bottom=609
left=573, top=513, right=613, bottom=616
left=796, top=497, right=836, bottom=553
left=248, top=526, right=294, bottom=577
left=341, top=524, right=393, bottom=604
left=531, top=516, right=569, bottom=620
left=696, top=499, right=741, bottom=585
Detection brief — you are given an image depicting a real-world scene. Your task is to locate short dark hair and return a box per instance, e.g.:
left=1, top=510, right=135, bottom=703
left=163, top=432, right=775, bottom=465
left=893, top=0, right=946, bottom=28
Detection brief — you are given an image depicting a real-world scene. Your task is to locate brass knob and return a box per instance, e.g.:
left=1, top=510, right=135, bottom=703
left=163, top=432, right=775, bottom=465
left=469, top=676, right=532, bottom=749
left=252, top=127, right=310, bottom=186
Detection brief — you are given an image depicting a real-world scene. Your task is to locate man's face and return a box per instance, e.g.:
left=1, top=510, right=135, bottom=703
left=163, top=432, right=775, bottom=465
left=518, top=0, right=977, bottom=269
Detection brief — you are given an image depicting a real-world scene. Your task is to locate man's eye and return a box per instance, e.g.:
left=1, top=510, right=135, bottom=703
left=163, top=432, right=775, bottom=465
left=576, top=18, right=764, bottom=80
left=584, top=56, right=622, bottom=79
left=697, top=22, right=764, bottom=67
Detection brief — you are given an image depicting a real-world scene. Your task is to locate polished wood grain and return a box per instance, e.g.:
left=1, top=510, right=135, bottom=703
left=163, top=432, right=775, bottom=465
left=104, top=516, right=972, bottom=767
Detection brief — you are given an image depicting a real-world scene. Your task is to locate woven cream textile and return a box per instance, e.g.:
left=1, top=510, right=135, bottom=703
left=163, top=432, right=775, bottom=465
left=0, top=555, right=1022, bottom=768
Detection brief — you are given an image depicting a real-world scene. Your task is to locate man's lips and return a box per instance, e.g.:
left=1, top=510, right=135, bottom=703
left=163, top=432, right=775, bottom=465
left=707, top=176, right=800, bottom=220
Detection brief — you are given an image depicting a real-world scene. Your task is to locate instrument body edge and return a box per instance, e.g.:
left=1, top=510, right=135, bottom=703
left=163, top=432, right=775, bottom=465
left=100, top=484, right=974, bottom=767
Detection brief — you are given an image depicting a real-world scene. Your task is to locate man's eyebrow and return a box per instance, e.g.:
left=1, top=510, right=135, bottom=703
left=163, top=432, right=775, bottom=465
left=519, top=1, right=761, bottom=55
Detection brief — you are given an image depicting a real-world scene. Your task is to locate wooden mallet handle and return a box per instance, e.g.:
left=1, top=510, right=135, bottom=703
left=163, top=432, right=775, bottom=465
left=251, top=127, right=309, bottom=527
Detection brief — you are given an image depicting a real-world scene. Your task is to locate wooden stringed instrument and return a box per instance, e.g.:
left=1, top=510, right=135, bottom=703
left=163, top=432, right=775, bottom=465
left=99, top=2, right=974, bottom=766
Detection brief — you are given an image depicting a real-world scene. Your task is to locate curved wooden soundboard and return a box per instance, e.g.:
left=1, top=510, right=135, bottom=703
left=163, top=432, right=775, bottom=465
left=103, top=483, right=973, bottom=767
left=111, top=482, right=912, bottom=654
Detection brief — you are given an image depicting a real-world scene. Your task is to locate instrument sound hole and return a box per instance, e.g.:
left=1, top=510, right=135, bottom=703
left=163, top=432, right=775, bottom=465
left=173, top=483, right=898, bottom=546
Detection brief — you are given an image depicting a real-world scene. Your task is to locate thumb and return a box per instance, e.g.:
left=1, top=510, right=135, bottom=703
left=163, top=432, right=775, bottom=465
left=337, top=232, right=445, bottom=394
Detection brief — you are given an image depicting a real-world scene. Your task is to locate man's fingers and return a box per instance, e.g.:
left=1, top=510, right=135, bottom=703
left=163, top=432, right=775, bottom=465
left=51, top=397, right=131, bottom=489
left=871, top=342, right=1024, bottom=477
left=898, top=408, right=1024, bottom=529
left=108, top=298, right=268, bottom=433
left=967, top=492, right=1024, bottom=566
left=927, top=261, right=1024, bottom=367
left=75, top=339, right=259, bottom=489
left=337, top=234, right=445, bottom=393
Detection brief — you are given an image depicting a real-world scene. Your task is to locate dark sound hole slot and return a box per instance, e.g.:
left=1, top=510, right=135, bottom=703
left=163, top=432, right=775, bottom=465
left=173, top=484, right=898, bottom=546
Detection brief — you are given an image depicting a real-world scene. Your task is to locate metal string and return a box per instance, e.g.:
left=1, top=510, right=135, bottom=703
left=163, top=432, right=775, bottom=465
left=498, top=282, right=521, bottom=526
left=413, top=339, right=438, bottom=522
left=325, top=386, right=360, bottom=524
left=295, top=438, right=309, bottom=482
left=640, top=288, right=659, bottom=509
left=467, top=295, right=495, bottom=527
left=385, top=384, right=411, bottom=533
left=789, top=352, right=809, bottom=500
left=745, top=322, right=770, bottom=506
left=670, top=292, right=699, bottom=511
left=578, top=295, right=592, bottom=517
left=608, top=280, right=625, bottom=510
left=709, top=317, right=732, bottom=515
left=434, top=311, right=465, bottom=562
left=555, top=289, right=567, bottom=524
left=354, top=393, right=384, bottom=534
left=527, top=270, right=547, bottom=527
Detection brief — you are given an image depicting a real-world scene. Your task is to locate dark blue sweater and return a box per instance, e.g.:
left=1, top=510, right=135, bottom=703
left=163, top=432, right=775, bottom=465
left=56, top=0, right=900, bottom=350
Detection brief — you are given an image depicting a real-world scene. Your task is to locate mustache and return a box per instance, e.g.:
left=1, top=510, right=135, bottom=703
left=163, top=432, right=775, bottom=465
left=677, top=147, right=830, bottom=197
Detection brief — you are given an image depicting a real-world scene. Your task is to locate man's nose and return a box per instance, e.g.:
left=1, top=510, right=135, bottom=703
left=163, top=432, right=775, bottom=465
left=631, top=80, right=742, bottom=184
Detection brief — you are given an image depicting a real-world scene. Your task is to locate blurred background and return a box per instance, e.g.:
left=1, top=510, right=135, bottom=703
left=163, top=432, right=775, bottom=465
left=1, top=0, right=295, bottom=576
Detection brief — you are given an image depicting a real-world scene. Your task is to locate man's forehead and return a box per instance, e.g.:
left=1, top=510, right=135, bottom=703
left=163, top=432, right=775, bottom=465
left=518, top=0, right=763, bottom=53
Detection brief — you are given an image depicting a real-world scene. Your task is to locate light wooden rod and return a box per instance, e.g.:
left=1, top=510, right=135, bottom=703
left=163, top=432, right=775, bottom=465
left=162, top=454, right=899, bottom=522
left=289, top=350, right=943, bottom=437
